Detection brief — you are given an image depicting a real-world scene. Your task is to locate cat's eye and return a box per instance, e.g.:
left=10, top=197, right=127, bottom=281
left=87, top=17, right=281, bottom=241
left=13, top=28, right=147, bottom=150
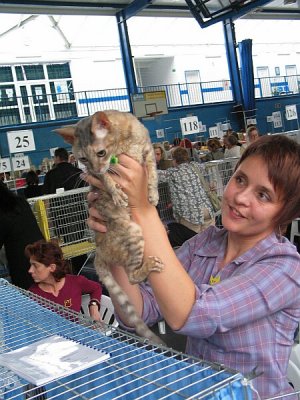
left=97, top=150, right=107, bottom=158
left=79, top=157, right=88, bottom=163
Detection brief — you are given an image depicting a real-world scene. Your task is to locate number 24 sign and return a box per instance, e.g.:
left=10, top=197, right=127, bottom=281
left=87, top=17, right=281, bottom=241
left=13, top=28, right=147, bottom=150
left=7, top=130, right=36, bottom=153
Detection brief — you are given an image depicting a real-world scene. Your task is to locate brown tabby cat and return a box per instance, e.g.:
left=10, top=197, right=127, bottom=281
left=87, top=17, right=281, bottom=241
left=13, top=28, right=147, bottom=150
left=56, top=110, right=164, bottom=345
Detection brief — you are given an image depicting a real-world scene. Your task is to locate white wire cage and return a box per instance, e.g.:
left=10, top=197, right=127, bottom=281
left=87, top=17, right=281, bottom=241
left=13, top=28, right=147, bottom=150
left=0, top=279, right=252, bottom=400
left=27, top=187, right=95, bottom=260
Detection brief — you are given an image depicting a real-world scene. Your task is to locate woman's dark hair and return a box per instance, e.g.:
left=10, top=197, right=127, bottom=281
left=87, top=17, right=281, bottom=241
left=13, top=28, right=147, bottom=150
left=25, top=240, right=70, bottom=281
left=207, top=138, right=221, bottom=152
left=26, top=170, right=39, bottom=186
left=236, top=134, right=300, bottom=228
left=227, top=135, right=238, bottom=146
left=173, top=138, right=181, bottom=147
left=0, top=181, right=21, bottom=214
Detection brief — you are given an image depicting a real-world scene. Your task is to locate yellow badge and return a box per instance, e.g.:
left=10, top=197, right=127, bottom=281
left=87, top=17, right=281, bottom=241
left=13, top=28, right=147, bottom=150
left=209, top=275, right=220, bottom=285
left=64, top=298, right=72, bottom=308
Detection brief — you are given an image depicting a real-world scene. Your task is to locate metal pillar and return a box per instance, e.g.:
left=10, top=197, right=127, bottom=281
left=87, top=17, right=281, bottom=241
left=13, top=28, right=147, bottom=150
left=116, top=12, right=137, bottom=112
left=223, top=19, right=243, bottom=105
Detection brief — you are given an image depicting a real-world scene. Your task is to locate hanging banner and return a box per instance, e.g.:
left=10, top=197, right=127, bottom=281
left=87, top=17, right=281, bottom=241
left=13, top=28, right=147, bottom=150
left=180, top=116, right=201, bottom=135
left=156, top=129, right=165, bottom=139
left=0, top=158, right=12, bottom=173
left=7, top=130, right=36, bottom=153
left=12, top=155, right=30, bottom=171
left=285, top=105, right=298, bottom=121
left=209, top=126, right=219, bottom=138
left=272, top=112, right=282, bottom=129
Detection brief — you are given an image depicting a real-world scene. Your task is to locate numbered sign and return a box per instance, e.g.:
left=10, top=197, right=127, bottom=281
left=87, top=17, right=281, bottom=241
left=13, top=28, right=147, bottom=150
left=286, top=105, right=298, bottom=121
left=180, top=116, right=201, bottom=136
left=209, top=126, right=219, bottom=138
left=156, top=129, right=165, bottom=139
left=7, top=130, right=36, bottom=153
left=246, top=118, right=257, bottom=126
left=272, top=111, right=282, bottom=129
left=12, top=156, right=30, bottom=171
left=0, top=158, right=12, bottom=173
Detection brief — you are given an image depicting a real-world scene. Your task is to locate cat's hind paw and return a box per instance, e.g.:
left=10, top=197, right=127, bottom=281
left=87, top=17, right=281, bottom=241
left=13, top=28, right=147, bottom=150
left=129, top=256, right=164, bottom=283
left=146, top=256, right=164, bottom=273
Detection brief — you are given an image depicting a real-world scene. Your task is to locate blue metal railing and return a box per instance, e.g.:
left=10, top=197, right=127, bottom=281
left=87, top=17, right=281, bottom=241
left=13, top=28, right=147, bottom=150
left=0, top=75, right=299, bottom=127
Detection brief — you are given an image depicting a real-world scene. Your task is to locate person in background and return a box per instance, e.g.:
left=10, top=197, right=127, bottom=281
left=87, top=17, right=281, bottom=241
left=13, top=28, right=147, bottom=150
left=157, top=147, right=215, bottom=247
left=241, top=126, right=260, bottom=152
left=202, top=138, right=224, bottom=162
left=246, top=125, right=260, bottom=144
left=153, top=143, right=172, bottom=170
left=24, top=170, right=42, bottom=199
left=42, top=147, right=87, bottom=194
left=223, top=135, right=241, bottom=159
left=26, top=239, right=102, bottom=321
left=85, top=135, right=300, bottom=398
left=179, top=138, right=194, bottom=159
left=0, top=181, right=44, bottom=289
left=163, top=141, right=173, bottom=160
left=68, top=152, right=79, bottom=168
left=172, top=137, right=181, bottom=148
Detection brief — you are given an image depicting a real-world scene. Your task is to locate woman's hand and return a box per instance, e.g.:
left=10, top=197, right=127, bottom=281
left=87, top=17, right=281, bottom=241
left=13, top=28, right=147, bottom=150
left=87, top=197, right=107, bottom=233
left=84, top=155, right=152, bottom=234
left=89, top=307, right=102, bottom=322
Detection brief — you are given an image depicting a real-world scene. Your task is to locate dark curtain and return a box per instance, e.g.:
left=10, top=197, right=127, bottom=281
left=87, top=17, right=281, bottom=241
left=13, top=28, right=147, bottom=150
left=238, top=39, right=255, bottom=117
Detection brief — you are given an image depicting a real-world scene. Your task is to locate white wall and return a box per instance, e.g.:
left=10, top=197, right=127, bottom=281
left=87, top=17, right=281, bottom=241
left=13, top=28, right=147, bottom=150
left=0, top=14, right=300, bottom=91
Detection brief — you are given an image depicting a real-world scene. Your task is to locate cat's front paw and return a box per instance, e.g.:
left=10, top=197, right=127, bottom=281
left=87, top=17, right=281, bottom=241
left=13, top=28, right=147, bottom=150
left=112, top=190, right=128, bottom=207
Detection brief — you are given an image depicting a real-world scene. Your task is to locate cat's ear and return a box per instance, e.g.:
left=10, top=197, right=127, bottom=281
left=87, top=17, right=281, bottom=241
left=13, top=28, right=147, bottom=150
left=92, top=111, right=110, bottom=132
left=54, top=126, right=76, bottom=144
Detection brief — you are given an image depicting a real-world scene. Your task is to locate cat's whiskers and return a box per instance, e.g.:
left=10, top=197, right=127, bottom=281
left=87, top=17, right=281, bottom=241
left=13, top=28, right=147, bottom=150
left=108, top=166, right=121, bottom=177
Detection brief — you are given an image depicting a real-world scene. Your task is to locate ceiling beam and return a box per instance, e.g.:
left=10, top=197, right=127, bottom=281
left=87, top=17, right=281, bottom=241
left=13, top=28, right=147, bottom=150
left=0, top=14, right=38, bottom=38
left=48, top=15, right=71, bottom=48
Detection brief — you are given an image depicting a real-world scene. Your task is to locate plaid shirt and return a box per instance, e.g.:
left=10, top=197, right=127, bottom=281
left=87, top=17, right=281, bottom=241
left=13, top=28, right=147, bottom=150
left=157, top=162, right=214, bottom=224
left=141, top=226, right=300, bottom=398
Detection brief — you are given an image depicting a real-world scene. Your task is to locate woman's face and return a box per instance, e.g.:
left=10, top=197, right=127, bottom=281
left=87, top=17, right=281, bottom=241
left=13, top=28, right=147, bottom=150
left=154, top=148, right=162, bottom=163
left=28, top=258, right=55, bottom=283
left=222, top=155, right=283, bottom=242
left=249, top=129, right=259, bottom=143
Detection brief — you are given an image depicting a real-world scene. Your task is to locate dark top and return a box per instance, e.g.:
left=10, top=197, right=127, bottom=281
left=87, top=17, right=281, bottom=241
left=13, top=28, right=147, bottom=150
left=0, top=198, right=44, bottom=289
left=42, top=162, right=87, bottom=194
left=24, top=185, right=42, bottom=199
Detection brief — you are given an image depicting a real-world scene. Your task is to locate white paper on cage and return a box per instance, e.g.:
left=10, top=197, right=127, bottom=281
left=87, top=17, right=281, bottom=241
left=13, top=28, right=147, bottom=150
left=0, top=335, right=110, bottom=386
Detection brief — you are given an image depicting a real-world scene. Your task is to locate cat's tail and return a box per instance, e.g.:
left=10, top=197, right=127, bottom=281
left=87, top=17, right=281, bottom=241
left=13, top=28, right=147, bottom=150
left=98, top=269, right=165, bottom=346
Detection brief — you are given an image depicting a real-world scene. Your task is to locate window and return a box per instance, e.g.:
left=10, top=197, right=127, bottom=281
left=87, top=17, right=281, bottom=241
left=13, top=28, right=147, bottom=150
left=0, top=66, right=13, bottom=83
left=0, top=85, right=17, bottom=106
left=16, top=65, right=45, bottom=81
left=47, top=63, right=71, bottom=79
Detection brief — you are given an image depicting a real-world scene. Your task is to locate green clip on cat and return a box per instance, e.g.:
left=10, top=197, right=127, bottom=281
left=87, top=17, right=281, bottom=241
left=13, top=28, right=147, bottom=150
left=110, top=155, right=118, bottom=165
left=55, top=110, right=164, bottom=345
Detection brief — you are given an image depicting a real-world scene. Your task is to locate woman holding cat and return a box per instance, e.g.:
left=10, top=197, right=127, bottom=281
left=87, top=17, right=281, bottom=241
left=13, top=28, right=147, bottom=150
left=85, top=135, right=300, bottom=399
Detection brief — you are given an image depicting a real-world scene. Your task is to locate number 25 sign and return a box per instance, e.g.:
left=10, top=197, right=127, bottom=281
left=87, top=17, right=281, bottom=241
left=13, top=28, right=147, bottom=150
left=7, top=130, right=36, bottom=153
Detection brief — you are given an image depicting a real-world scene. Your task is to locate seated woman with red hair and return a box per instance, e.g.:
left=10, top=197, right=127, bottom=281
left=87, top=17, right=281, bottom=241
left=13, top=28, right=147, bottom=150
left=25, top=240, right=102, bottom=321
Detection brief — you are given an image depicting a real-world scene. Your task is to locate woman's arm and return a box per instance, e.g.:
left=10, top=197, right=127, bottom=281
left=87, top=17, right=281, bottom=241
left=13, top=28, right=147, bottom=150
left=78, top=275, right=102, bottom=321
left=86, top=155, right=196, bottom=330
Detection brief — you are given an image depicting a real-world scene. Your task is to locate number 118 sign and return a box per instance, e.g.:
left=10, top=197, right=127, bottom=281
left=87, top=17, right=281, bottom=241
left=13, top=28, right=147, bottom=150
left=180, top=116, right=201, bottom=136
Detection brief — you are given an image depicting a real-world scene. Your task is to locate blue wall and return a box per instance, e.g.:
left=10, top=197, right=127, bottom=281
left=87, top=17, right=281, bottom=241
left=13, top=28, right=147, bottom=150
left=1, top=94, right=299, bottom=169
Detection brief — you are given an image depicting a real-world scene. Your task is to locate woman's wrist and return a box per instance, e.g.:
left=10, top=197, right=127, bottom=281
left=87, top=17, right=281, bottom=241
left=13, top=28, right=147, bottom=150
left=130, top=204, right=158, bottom=223
left=88, top=299, right=100, bottom=310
